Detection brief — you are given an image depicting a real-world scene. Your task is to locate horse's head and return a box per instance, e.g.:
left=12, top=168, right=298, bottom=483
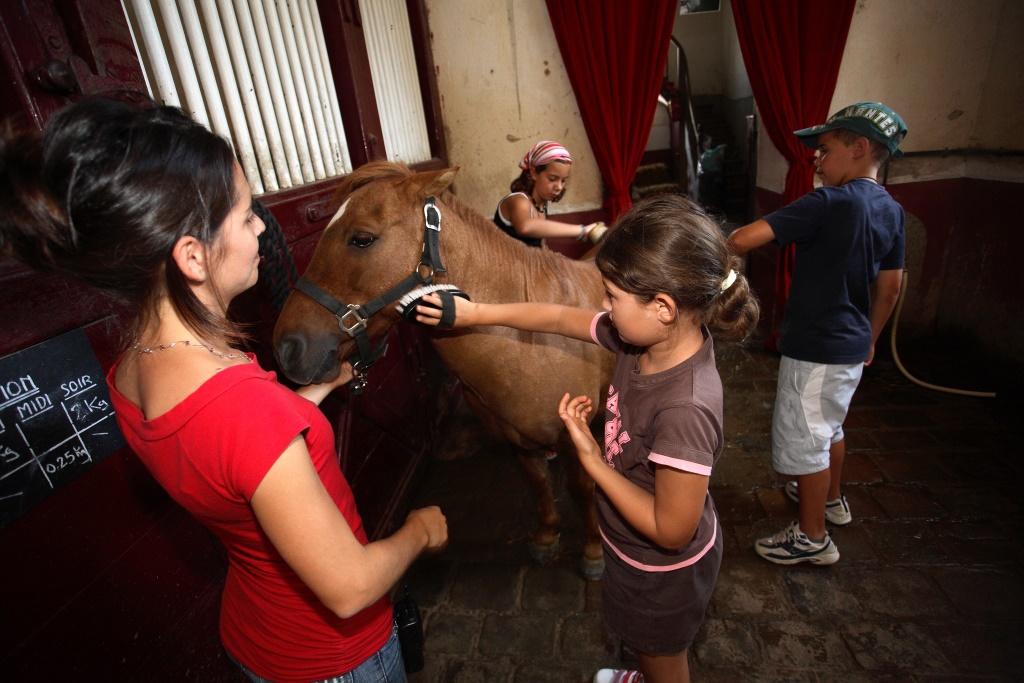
left=273, top=161, right=459, bottom=385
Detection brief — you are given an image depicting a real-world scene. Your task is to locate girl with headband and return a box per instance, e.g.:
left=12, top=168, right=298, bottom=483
left=493, top=140, right=607, bottom=247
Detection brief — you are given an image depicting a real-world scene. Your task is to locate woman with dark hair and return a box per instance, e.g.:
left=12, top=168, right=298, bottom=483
left=0, top=97, right=447, bottom=683
left=493, top=140, right=606, bottom=247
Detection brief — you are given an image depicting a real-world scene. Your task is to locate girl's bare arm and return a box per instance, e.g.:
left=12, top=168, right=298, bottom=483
left=415, top=294, right=599, bottom=343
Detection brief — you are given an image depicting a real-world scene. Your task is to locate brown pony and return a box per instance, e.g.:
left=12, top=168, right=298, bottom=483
left=272, top=161, right=612, bottom=578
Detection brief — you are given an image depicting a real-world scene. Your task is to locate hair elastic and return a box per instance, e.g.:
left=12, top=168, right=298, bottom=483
left=720, top=269, right=737, bottom=292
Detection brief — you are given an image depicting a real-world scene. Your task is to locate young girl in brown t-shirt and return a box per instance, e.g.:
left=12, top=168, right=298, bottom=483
left=416, top=193, right=759, bottom=683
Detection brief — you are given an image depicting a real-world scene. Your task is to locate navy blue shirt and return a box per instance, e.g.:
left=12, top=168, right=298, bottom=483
left=765, top=179, right=905, bottom=364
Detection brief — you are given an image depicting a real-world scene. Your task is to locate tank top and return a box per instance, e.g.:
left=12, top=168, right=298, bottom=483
left=493, top=191, right=544, bottom=248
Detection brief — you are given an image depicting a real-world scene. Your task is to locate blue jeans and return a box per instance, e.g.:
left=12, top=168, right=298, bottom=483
left=231, top=624, right=407, bottom=683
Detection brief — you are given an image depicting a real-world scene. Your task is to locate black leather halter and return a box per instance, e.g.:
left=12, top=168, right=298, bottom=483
left=294, top=197, right=446, bottom=392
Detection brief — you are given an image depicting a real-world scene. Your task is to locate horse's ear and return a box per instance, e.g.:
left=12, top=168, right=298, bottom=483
left=406, top=166, right=460, bottom=199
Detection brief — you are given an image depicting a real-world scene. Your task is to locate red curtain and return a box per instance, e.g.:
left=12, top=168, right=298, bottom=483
left=731, top=0, right=855, bottom=346
left=545, top=0, right=677, bottom=221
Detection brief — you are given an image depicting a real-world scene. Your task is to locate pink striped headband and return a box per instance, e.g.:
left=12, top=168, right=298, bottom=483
left=519, top=140, right=573, bottom=170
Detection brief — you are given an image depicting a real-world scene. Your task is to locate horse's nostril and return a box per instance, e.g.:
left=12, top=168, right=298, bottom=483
left=275, top=335, right=306, bottom=372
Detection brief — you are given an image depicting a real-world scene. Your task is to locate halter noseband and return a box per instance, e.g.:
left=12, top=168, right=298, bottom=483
left=294, top=196, right=446, bottom=393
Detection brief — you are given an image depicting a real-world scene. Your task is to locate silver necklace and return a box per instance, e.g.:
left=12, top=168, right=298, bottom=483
left=133, top=339, right=252, bottom=362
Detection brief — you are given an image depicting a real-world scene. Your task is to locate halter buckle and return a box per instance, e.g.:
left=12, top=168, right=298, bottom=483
left=337, top=304, right=367, bottom=335
left=424, top=200, right=441, bottom=231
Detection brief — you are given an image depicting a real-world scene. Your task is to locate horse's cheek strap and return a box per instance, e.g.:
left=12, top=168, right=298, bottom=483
left=423, top=197, right=446, bottom=273
left=425, top=231, right=444, bottom=274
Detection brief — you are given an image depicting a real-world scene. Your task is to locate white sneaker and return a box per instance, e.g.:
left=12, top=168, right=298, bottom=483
left=755, top=520, right=840, bottom=565
left=784, top=480, right=853, bottom=525
left=593, top=669, right=644, bottom=683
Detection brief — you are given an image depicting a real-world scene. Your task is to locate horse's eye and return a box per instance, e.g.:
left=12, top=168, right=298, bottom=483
left=349, top=233, right=376, bottom=249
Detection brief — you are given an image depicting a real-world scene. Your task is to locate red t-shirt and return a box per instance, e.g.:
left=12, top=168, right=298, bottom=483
left=107, top=356, right=392, bottom=683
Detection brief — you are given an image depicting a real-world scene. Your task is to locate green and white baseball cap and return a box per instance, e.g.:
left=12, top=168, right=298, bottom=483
left=795, top=102, right=908, bottom=158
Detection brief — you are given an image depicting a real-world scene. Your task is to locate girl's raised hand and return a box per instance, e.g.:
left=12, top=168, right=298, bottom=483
left=557, top=393, right=603, bottom=467
left=585, top=222, right=608, bottom=244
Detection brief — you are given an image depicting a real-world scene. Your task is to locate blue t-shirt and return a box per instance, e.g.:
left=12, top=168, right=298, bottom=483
left=765, top=179, right=905, bottom=364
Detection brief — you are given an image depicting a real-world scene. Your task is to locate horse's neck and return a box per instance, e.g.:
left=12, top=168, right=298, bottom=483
left=439, top=199, right=600, bottom=304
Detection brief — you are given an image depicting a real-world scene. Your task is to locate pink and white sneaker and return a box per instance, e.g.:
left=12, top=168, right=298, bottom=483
left=593, top=669, right=644, bottom=683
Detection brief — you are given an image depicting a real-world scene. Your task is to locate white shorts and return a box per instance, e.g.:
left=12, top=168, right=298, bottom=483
left=771, top=356, right=863, bottom=476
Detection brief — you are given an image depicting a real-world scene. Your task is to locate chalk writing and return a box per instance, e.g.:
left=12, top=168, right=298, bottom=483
left=0, top=329, right=124, bottom=528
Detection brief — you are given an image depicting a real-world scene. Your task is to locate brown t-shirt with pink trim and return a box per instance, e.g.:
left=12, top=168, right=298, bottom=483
left=590, top=312, right=723, bottom=571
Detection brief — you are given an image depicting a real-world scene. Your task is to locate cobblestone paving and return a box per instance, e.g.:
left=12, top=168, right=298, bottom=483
left=402, top=346, right=1023, bottom=682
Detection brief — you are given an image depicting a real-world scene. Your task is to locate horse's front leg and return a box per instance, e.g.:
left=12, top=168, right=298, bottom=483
left=515, top=449, right=561, bottom=564
left=558, top=434, right=605, bottom=581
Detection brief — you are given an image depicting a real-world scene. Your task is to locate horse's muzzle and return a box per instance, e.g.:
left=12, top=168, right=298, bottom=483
left=274, top=333, right=340, bottom=385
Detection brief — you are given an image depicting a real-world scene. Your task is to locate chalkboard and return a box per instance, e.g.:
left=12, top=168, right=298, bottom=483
left=0, top=328, right=125, bottom=528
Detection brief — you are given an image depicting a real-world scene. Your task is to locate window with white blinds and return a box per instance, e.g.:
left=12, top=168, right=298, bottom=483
left=358, top=0, right=432, bottom=164
left=123, top=0, right=352, bottom=195
left=127, top=0, right=420, bottom=196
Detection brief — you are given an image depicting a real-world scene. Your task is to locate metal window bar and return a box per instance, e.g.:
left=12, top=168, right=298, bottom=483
left=271, top=0, right=327, bottom=179
left=291, top=0, right=339, bottom=176
left=249, top=0, right=312, bottom=183
left=123, top=0, right=352, bottom=195
left=306, top=0, right=350, bottom=173
left=358, top=0, right=431, bottom=163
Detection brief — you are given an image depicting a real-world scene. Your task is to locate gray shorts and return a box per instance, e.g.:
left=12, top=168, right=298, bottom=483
left=771, top=356, right=863, bottom=476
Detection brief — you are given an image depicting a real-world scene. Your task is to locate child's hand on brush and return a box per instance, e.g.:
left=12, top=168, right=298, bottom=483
left=413, top=290, right=473, bottom=327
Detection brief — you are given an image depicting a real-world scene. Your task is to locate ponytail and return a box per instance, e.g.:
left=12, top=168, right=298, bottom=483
left=0, top=97, right=241, bottom=347
left=706, top=254, right=760, bottom=342
left=596, top=193, right=760, bottom=343
left=0, top=123, right=75, bottom=273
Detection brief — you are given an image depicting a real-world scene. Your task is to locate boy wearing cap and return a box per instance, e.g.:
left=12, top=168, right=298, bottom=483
left=728, top=102, right=908, bottom=565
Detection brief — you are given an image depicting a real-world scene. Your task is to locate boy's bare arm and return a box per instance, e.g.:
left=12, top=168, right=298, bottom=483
left=727, top=219, right=776, bottom=255
left=866, top=268, right=904, bottom=365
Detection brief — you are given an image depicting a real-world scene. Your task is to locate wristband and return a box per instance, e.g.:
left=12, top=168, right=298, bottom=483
left=577, top=224, right=587, bottom=241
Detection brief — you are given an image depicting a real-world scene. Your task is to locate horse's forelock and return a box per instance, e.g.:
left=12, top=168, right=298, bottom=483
left=333, top=160, right=414, bottom=204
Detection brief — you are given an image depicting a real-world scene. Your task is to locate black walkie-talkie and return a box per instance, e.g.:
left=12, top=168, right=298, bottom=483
left=393, top=584, right=424, bottom=673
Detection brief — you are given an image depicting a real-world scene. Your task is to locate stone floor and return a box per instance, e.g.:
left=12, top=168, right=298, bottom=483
left=400, top=344, right=1023, bottom=682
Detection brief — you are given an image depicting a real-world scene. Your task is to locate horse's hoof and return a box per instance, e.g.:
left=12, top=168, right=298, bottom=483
left=579, top=555, right=605, bottom=581
left=528, top=537, right=561, bottom=564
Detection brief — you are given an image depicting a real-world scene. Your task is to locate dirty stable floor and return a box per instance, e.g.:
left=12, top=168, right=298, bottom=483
left=401, top=344, right=1023, bottom=682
